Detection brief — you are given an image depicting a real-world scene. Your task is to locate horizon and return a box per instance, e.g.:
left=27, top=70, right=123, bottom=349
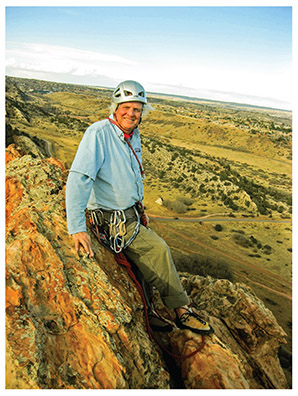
left=5, top=4, right=292, bottom=110
left=5, top=73, right=292, bottom=113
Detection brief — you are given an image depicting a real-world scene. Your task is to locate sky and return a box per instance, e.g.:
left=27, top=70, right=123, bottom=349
left=3, top=1, right=294, bottom=109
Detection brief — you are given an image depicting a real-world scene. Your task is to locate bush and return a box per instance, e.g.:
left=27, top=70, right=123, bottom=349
left=163, top=196, right=193, bottom=214
left=163, top=199, right=187, bottom=213
left=173, top=252, right=234, bottom=281
left=215, top=224, right=223, bottom=232
left=177, top=196, right=193, bottom=206
left=233, top=233, right=252, bottom=248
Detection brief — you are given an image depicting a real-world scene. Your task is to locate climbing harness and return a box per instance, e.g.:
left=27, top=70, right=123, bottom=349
left=88, top=203, right=206, bottom=360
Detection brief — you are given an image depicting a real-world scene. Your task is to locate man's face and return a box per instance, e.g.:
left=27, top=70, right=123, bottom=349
left=114, top=102, right=143, bottom=133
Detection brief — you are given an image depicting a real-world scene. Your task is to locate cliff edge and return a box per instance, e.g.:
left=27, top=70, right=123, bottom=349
left=5, top=139, right=288, bottom=389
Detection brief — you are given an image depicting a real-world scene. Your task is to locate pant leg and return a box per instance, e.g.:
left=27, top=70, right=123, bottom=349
left=124, top=222, right=189, bottom=309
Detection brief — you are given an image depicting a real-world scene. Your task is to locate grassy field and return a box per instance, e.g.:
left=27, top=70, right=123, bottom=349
left=168, top=137, right=292, bottom=175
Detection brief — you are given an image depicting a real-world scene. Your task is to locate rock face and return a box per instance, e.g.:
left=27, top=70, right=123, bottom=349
left=170, top=275, right=288, bottom=389
left=5, top=141, right=288, bottom=389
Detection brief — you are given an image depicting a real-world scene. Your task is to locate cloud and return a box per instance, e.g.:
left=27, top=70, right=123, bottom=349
left=6, top=41, right=137, bottom=78
left=147, top=82, right=291, bottom=110
left=5, top=41, right=291, bottom=110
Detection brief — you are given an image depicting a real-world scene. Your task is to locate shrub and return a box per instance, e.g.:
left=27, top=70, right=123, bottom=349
left=158, top=170, right=166, bottom=179
left=163, top=196, right=193, bottom=214
left=250, top=235, right=258, bottom=244
left=215, top=224, right=223, bottom=232
left=163, top=199, right=187, bottom=214
left=233, top=233, right=252, bottom=248
left=177, top=196, right=193, bottom=206
left=231, top=229, right=245, bottom=234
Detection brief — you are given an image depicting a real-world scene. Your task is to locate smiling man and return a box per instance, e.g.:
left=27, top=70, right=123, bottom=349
left=114, top=101, right=143, bottom=134
left=65, top=80, right=214, bottom=335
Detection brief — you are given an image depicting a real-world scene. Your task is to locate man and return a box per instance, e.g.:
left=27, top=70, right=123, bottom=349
left=66, top=80, right=213, bottom=335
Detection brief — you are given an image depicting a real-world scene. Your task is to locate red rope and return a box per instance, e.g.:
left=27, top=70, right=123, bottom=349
left=114, top=252, right=152, bottom=340
left=107, top=117, right=145, bottom=177
left=114, top=252, right=205, bottom=359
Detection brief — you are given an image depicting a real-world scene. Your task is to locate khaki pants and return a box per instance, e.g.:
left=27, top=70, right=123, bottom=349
left=124, top=222, right=190, bottom=309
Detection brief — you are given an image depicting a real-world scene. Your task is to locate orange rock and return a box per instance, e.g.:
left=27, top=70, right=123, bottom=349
left=170, top=331, right=249, bottom=389
left=46, top=156, right=66, bottom=171
left=5, top=177, right=23, bottom=219
left=5, top=144, right=22, bottom=164
left=6, top=287, right=21, bottom=307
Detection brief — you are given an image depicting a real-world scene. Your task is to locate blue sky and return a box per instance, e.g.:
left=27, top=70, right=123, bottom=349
left=4, top=2, right=293, bottom=109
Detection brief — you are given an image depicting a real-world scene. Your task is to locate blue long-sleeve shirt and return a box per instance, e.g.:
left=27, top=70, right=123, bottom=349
left=65, top=115, right=144, bottom=235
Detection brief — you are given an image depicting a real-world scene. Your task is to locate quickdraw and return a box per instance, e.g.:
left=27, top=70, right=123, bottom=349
left=109, top=210, right=127, bottom=253
left=89, top=206, right=140, bottom=254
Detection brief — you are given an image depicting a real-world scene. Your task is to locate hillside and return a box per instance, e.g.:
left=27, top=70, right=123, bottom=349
left=5, top=140, right=288, bottom=389
left=5, top=76, right=292, bottom=219
left=5, top=76, right=292, bottom=387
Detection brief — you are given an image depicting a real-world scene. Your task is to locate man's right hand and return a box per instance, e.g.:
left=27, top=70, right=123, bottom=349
left=72, top=231, right=94, bottom=258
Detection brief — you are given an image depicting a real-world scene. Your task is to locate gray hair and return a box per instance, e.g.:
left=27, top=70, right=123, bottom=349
left=109, top=102, right=154, bottom=118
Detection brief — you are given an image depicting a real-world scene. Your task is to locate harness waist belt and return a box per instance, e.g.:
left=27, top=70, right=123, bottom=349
left=89, top=206, right=137, bottom=227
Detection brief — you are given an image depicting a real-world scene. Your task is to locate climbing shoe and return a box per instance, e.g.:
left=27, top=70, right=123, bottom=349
left=175, top=310, right=214, bottom=335
left=149, top=311, right=173, bottom=332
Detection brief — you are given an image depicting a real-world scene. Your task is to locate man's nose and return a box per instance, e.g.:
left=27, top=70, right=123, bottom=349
left=127, top=108, right=135, bottom=117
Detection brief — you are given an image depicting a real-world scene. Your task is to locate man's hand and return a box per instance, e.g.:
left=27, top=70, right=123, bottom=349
left=72, top=231, right=94, bottom=257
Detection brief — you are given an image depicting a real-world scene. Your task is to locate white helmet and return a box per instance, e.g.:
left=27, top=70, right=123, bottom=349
left=112, top=80, right=147, bottom=105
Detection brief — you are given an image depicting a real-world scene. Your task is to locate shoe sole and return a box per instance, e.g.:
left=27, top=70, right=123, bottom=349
left=177, top=323, right=214, bottom=335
